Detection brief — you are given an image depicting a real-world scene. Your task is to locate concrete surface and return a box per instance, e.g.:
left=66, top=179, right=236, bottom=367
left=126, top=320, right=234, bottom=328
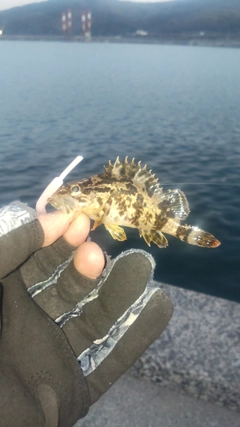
left=75, top=282, right=240, bottom=425
left=75, top=374, right=240, bottom=427
left=131, top=282, right=240, bottom=411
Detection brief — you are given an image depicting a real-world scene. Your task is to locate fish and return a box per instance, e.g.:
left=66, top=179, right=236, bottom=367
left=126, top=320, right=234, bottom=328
left=48, top=157, right=221, bottom=248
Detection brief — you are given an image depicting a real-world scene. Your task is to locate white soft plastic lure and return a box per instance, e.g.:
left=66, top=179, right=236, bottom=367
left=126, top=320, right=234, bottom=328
left=36, top=156, right=83, bottom=214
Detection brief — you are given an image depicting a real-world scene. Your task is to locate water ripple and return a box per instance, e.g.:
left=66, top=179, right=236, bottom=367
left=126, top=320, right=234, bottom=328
left=0, top=42, right=239, bottom=301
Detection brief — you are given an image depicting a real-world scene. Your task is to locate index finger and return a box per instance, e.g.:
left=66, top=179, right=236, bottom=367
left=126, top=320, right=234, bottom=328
left=37, top=212, right=72, bottom=247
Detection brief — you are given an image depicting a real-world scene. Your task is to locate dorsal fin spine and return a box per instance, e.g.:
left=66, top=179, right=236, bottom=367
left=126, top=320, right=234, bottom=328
left=103, top=157, right=160, bottom=195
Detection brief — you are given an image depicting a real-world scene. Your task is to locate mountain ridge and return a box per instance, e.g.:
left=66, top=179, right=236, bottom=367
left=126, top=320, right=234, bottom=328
left=0, top=0, right=240, bottom=38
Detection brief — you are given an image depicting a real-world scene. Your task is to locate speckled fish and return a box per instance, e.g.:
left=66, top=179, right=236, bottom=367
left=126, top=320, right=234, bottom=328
left=48, top=157, right=220, bottom=248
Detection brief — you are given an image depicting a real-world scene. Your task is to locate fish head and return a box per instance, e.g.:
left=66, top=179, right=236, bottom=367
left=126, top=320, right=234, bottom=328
left=48, top=181, right=92, bottom=214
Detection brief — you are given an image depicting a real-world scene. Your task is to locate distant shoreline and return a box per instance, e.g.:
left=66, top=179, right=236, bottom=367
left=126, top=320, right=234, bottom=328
left=1, top=35, right=240, bottom=49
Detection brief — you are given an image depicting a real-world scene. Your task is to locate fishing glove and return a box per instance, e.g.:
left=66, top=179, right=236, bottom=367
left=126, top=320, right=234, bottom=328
left=0, top=202, right=173, bottom=427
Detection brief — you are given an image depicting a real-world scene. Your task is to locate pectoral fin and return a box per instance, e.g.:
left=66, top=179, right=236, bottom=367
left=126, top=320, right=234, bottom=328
left=91, top=202, right=111, bottom=231
left=139, top=229, right=168, bottom=248
left=104, top=224, right=127, bottom=241
left=91, top=219, right=103, bottom=230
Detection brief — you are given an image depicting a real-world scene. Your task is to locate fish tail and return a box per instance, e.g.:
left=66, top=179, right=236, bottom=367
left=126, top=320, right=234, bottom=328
left=161, top=220, right=220, bottom=248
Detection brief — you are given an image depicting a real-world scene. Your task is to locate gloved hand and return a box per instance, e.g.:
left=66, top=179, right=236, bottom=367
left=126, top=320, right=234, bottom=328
left=0, top=203, right=173, bottom=427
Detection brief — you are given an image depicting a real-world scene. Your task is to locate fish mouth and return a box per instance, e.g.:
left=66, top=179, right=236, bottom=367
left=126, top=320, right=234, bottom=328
left=47, top=195, right=78, bottom=213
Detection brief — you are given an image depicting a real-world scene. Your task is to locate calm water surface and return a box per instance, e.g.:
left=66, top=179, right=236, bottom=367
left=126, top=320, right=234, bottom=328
left=0, top=41, right=239, bottom=301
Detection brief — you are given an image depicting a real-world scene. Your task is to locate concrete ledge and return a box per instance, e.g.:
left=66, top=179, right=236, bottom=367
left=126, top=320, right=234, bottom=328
left=76, top=374, right=240, bottom=427
left=130, top=282, right=240, bottom=412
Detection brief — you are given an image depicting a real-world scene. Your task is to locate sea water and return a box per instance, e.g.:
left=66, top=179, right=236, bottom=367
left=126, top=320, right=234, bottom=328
left=0, top=41, right=239, bottom=301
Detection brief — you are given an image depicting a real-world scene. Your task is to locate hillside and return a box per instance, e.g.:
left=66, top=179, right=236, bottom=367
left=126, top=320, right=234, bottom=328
left=0, top=0, right=240, bottom=38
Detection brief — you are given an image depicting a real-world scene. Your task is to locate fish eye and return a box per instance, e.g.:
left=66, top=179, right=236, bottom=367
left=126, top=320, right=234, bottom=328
left=71, top=185, right=80, bottom=193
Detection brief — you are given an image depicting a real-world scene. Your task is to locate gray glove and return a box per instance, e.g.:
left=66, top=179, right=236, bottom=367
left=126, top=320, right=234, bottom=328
left=0, top=203, right=173, bottom=427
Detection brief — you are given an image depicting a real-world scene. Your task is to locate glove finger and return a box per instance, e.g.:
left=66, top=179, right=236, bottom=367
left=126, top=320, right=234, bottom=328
left=83, top=288, right=173, bottom=404
left=58, top=250, right=155, bottom=357
left=32, top=242, right=105, bottom=321
left=21, top=214, right=91, bottom=288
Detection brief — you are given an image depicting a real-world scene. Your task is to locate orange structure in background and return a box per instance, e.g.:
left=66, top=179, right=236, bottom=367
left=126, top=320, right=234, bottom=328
left=81, top=11, right=86, bottom=34
left=67, top=10, right=72, bottom=34
left=62, top=10, right=72, bottom=35
left=87, top=11, right=92, bottom=32
left=82, top=10, right=92, bottom=38
left=62, top=12, right=67, bottom=33
left=62, top=10, right=92, bottom=37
